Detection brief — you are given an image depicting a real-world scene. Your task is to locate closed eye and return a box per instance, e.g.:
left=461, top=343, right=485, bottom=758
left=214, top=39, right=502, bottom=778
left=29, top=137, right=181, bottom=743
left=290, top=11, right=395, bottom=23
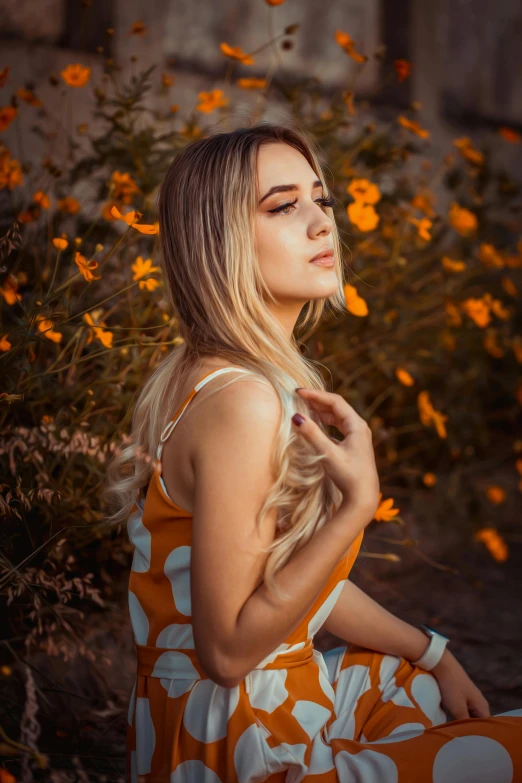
left=268, top=196, right=335, bottom=215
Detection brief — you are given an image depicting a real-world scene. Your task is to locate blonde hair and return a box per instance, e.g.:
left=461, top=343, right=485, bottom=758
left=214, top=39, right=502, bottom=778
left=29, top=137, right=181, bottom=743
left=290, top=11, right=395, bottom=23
left=102, top=120, right=348, bottom=599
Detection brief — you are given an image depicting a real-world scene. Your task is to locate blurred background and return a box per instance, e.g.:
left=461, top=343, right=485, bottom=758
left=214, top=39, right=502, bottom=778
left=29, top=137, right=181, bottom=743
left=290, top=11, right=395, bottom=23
left=1, top=1, right=521, bottom=781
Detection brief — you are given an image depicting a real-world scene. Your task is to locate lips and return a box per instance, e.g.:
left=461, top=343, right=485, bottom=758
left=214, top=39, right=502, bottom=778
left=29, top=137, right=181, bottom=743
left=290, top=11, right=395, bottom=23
left=310, top=248, right=335, bottom=263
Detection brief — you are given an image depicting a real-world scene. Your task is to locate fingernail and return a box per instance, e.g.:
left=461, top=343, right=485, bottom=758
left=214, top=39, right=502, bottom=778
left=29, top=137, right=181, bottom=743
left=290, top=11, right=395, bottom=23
left=294, top=387, right=304, bottom=392
left=292, top=413, right=305, bottom=426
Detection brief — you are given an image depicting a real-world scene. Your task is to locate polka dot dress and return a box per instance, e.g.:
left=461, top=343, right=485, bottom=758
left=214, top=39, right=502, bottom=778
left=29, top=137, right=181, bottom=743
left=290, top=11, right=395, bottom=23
left=126, top=368, right=522, bottom=782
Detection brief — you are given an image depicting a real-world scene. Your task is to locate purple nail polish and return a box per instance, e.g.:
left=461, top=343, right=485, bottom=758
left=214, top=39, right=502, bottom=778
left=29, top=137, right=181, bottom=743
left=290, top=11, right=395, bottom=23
left=292, top=413, right=305, bottom=426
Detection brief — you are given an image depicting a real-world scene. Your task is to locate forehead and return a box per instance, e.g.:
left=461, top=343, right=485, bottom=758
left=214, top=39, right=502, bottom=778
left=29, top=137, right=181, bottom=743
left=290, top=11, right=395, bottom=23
left=256, top=143, right=316, bottom=188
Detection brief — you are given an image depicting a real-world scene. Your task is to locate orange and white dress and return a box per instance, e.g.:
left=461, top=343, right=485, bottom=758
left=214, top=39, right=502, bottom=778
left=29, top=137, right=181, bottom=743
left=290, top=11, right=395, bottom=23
left=126, top=367, right=522, bottom=782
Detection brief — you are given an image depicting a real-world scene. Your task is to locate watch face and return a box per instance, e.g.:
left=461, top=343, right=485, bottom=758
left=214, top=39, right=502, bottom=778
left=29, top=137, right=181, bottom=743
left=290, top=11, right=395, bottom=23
left=421, top=624, right=450, bottom=642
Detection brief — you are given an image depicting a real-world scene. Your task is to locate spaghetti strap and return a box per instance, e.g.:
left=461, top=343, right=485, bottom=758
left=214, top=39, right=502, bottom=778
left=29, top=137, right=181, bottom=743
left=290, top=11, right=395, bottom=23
left=155, top=367, right=253, bottom=461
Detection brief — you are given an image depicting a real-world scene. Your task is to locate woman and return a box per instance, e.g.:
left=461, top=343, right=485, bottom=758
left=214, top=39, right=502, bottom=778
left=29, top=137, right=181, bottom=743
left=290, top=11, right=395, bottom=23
left=105, top=122, right=522, bottom=782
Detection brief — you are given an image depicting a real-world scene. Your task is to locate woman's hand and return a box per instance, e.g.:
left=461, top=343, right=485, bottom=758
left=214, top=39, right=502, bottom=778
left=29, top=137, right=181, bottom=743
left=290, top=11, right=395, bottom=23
left=293, top=388, right=380, bottom=522
left=431, top=648, right=490, bottom=720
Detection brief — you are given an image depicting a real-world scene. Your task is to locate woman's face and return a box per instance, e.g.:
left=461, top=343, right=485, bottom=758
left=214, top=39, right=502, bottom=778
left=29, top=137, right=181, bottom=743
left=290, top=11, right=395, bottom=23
left=255, top=142, right=338, bottom=336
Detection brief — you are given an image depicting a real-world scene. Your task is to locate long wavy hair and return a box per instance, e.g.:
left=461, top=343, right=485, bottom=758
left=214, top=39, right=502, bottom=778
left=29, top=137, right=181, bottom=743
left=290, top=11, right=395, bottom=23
left=102, top=120, right=349, bottom=600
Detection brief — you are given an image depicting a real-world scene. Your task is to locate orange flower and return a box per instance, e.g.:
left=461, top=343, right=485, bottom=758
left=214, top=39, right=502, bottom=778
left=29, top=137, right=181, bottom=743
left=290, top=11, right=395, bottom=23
left=0, top=333, right=12, bottom=352
left=57, top=196, right=80, bottom=214
left=237, top=78, right=267, bottom=90
left=501, top=276, right=518, bottom=297
left=393, top=59, right=411, bottom=82
left=0, top=149, right=23, bottom=189
left=61, top=64, right=91, bottom=87
left=342, top=91, right=355, bottom=116
left=498, top=127, right=520, bottom=144
left=129, top=20, right=147, bottom=36
left=334, top=30, right=368, bottom=63
left=196, top=89, right=229, bottom=114
left=219, top=43, right=254, bottom=65
left=110, top=170, right=139, bottom=204
left=265, top=0, right=285, bottom=5
left=33, top=190, right=50, bottom=209
left=484, top=331, right=504, bottom=359
left=0, top=274, right=23, bottom=305
left=417, top=390, right=448, bottom=439
left=170, top=105, right=180, bottom=113
left=485, top=485, right=506, bottom=504
left=453, top=136, right=484, bottom=166
left=423, top=472, right=437, bottom=487
left=448, top=202, right=477, bottom=235
left=161, top=73, right=174, bottom=87
left=347, top=178, right=381, bottom=205
left=347, top=201, right=379, bottom=232
left=0, top=106, right=17, bottom=132
left=409, top=216, right=432, bottom=241
left=477, top=243, right=504, bottom=268
left=397, top=115, right=430, bottom=139
left=0, top=768, right=16, bottom=783
left=132, top=256, right=160, bottom=281
left=395, top=367, right=414, bottom=386
left=410, top=191, right=436, bottom=217
left=475, top=528, right=508, bottom=562
left=444, top=300, right=462, bottom=327
left=16, top=87, right=42, bottom=106
left=461, top=296, right=491, bottom=328
left=52, top=236, right=68, bottom=251
left=36, top=316, right=63, bottom=343
left=111, top=205, right=140, bottom=225
left=83, top=312, right=113, bottom=348
left=343, top=283, right=368, bottom=316
left=441, top=256, right=466, bottom=273
left=75, top=251, right=101, bottom=282
left=373, top=492, right=400, bottom=522
left=139, top=277, right=160, bottom=291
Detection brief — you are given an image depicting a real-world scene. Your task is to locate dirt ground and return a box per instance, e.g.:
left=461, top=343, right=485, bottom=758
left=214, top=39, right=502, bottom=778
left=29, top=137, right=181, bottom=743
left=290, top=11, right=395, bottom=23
left=5, top=522, right=521, bottom=781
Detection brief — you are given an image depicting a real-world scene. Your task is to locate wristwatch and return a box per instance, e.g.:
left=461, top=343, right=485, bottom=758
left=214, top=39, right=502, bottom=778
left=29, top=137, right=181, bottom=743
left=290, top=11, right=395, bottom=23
left=411, top=625, right=450, bottom=671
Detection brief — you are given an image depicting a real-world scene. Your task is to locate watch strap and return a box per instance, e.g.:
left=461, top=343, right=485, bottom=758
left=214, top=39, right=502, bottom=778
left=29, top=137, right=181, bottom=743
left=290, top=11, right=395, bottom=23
left=412, top=630, right=449, bottom=671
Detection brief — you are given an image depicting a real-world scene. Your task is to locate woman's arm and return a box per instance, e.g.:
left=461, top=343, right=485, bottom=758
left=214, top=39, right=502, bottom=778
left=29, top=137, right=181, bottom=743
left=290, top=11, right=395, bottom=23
left=322, top=580, right=490, bottom=720
left=322, top=579, right=429, bottom=661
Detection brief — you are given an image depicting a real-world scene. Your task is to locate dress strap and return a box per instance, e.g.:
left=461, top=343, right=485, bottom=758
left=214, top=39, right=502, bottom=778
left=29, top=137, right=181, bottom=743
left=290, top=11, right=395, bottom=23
left=156, top=367, right=253, bottom=460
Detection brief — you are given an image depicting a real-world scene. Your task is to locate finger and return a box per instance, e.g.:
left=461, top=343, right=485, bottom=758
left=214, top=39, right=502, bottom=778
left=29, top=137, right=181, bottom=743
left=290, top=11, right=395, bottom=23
left=468, top=695, right=490, bottom=718
left=446, top=700, right=470, bottom=720
left=294, top=389, right=366, bottom=437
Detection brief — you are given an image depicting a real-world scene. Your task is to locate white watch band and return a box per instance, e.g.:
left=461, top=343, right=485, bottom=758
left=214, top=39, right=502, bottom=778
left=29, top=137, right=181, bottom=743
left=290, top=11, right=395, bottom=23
left=412, top=630, right=449, bottom=671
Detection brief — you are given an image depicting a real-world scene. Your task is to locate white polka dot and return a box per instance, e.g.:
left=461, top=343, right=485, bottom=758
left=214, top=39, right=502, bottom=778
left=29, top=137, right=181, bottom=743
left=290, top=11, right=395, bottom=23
left=160, top=678, right=197, bottom=698
left=164, top=546, right=192, bottom=616
left=127, top=680, right=136, bottom=726
left=379, top=655, right=414, bottom=708
left=411, top=673, right=446, bottom=726
left=156, top=623, right=194, bottom=648
left=235, top=723, right=271, bottom=782
left=170, top=760, right=223, bottom=782
left=152, top=651, right=199, bottom=680
left=371, top=722, right=426, bottom=743
left=307, top=733, right=334, bottom=774
left=328, top=663, right=372, bottom=741
left=433, top=736, right=513, bottom=783
left=335, top=748, right=399, bottom=781
left=292, top=700, right=331, bottom=739
left=127, top=508, right=151, bottom=572
left=248, top=669, right=288, bottom=713
left=128, top=590, right=149, bottom=645
left=135, top=697, right=156, bottom=775
left=316, top=652, right=335, bottom=703
left=183, top=679, right=240, bottom=742
left=265, top=742, right=307, bottom=776
left=256, top=640, right=296, bottom=667
left=307, top=580, right=345, bottom=638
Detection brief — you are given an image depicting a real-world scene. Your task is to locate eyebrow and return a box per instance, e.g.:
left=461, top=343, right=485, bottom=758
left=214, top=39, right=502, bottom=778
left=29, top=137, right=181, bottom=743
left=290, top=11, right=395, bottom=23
left=259, top=178, right=323, bottom=205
